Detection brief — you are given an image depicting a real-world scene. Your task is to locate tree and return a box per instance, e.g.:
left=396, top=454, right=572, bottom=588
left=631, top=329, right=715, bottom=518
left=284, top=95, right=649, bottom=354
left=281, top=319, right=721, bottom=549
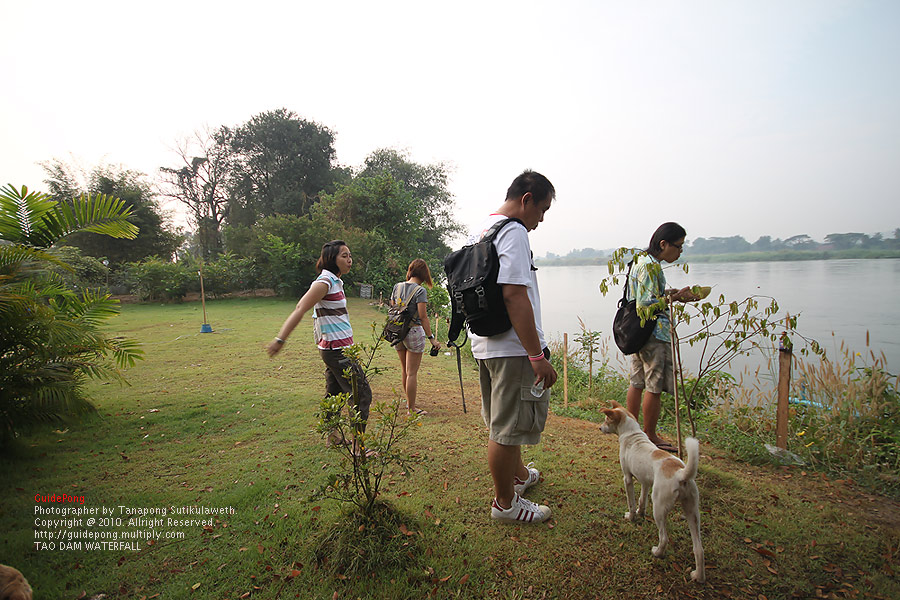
left=229, top=108, right=340, bottom=221
left=784, top=234, right=817, bottom=249
left=43, top=160, right=182, bottom=263
left=316, top=172, right=452, bottom=296
left=358, top=148, right=462, bottom=245
left=824, top=232, right=869, bottom=250
left=0, top=184, right=143, bottom=443
left=159, top=127, right=234, bottom=259
left=752, top=236, right=773, bottom=251
left=688, top=236, right=751, bottom=255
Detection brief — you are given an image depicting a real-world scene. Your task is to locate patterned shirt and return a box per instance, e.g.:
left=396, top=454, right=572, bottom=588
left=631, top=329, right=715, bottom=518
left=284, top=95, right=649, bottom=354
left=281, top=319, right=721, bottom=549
left=627, top=253, right=671, bottom=343
left=313, top=270, right=353, bottom=350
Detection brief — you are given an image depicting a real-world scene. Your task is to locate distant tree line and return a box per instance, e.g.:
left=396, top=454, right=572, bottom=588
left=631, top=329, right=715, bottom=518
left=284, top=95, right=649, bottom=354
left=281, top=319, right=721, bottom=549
left=37, top=108, right=462, bottom=300
left=688, top=231, right=900, bottom=254
left=536, top=230, right=900, bottom=265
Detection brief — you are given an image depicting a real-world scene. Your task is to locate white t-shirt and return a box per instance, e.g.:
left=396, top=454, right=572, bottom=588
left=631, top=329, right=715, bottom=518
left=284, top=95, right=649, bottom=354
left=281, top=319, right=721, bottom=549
left=468, top=214, right=546, bottom=360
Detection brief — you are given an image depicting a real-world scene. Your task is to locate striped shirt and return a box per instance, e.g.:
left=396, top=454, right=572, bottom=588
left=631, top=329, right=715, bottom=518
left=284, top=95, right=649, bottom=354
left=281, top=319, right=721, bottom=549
left=313, top=270, right=353, bottom=350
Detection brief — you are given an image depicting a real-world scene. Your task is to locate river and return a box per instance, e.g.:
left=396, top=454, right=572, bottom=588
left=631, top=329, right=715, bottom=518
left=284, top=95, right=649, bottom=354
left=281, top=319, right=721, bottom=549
left=536, top=259, right=900, bottom=376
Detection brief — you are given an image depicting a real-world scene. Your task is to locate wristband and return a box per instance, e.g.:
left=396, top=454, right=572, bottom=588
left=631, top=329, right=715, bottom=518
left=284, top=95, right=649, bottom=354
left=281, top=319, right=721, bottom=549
left=427, top=334, right=435, bottom=340
left=274, top=337, right=285, bottom=344
left=528, top=354, right=544, bottom=362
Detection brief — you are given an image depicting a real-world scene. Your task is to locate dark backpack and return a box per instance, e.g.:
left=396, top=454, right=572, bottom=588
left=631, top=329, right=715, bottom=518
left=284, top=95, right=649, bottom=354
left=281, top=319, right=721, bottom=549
left=612, top=260, right=658, bottom=355
left=444, top=217, right=522, bottom=344
left=382, top=283, right=422, bottom=346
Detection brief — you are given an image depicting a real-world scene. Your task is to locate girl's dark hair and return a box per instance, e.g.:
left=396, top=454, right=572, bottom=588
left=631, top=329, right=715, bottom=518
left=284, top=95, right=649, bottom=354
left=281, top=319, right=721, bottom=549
left=316, top=240, right=347, bottom=274
left=648, top=222, right=686, bottom=258
left=406, top=258, right=433, bottom=287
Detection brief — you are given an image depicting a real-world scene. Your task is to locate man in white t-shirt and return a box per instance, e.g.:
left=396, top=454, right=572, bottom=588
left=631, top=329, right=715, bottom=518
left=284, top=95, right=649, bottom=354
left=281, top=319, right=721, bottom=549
left=469, top=170, right=558, bottom=524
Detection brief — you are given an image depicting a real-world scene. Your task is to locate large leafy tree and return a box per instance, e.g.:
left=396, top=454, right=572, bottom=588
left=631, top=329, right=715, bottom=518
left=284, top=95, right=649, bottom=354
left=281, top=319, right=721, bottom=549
left=225, top=149, right=463, bottom=299
left=315, top=170, right=456, bottom=296
left=43, top=160, right=182, bottom=264
left=228, top=108, right=342, bottom=222
left=0, top=184, right=143, bottom=444
left=159, top=126, right=234, bottom=259
left=358, top=148, right=462, bottom=247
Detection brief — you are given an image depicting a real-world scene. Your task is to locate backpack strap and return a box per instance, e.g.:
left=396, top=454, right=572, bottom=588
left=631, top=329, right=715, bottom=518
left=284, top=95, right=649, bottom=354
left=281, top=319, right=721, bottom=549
left=620, top=259, right=634, bottom=307
left=403, top=283, right=423, bottom=316
left=446, top=217, right=523, bottom=346
left=482, top=217, right=523, bottom=242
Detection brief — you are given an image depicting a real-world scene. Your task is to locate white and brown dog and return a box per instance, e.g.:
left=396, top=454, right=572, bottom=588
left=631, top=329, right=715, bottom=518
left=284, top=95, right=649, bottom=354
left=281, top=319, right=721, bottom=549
left=0, top=565, right=32, bottom=600
left=601, top=402, right=705, bottom=583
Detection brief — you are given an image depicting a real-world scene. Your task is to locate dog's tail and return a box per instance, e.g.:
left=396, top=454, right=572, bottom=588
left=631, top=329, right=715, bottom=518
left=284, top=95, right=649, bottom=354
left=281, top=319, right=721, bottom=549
left=678, top=437, right=700, bottom=483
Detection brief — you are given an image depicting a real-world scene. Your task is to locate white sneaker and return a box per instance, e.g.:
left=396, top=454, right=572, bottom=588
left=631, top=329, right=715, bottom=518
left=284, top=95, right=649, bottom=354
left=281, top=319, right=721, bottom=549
left=491, top=493, right=551, bottom=524
left=513, top=462, right=541, bottom=495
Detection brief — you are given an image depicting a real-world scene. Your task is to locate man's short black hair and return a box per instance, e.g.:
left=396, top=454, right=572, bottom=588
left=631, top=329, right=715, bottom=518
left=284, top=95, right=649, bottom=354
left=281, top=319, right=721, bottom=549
left=506, top=170, right=555, bottom=205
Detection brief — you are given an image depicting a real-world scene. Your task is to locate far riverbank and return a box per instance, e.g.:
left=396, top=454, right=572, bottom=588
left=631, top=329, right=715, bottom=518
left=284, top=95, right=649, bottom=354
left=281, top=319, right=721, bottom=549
left=535, top=248, right=900, bottom=267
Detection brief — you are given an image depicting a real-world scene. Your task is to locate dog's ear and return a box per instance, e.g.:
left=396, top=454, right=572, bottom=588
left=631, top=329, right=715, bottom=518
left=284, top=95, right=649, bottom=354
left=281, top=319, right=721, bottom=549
left=611, top=400, right=622, bottom=409
left=601, top=408, right=615, bottom=418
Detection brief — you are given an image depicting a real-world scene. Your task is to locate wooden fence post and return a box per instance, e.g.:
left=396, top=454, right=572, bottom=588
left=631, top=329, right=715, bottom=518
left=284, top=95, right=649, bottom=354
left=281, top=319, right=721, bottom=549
left=563, top=333, right=569, bottom=409
left=776, top=346, right=792, bottom=449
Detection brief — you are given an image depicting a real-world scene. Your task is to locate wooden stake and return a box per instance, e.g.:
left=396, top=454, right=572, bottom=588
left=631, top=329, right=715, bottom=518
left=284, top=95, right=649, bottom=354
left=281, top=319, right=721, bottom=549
left=563, top=332, right=569, bottom=409
left=669, top=300, right=682, bottom=458
left=776, top=347, right=792, bottom=449
left=199, top=270, right=208, bottom=324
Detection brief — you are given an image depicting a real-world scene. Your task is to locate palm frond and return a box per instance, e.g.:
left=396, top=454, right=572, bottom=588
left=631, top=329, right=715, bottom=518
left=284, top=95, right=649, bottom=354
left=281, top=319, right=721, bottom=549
left=43, top=193, right=139, bottom=244
left=0, top=184, right=58, bottom=244
left=0, top=244, right=63, bottom=270
left=0, top=185, right=138, bottom=247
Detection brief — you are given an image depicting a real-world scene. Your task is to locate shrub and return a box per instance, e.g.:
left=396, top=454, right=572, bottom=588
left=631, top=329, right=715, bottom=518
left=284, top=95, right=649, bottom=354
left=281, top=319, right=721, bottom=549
left=47, top=246, right=109, bottom=291
left=125, top=257, right=192, bottom=301
left=1, top=184, right=142, bottom=444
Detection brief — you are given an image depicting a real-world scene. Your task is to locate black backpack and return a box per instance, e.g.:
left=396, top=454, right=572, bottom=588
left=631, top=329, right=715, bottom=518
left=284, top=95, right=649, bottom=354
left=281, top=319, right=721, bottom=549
left=444, top=217, right=522, bottom=344
left=612, top=260, right=658, bottom=355
left=382, top=283, right=422, bottom=346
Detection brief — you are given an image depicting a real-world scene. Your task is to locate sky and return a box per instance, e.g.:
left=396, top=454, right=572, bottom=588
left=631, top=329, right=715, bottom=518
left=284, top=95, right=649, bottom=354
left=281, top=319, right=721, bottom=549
left=2, top=0, right=899, bottom=256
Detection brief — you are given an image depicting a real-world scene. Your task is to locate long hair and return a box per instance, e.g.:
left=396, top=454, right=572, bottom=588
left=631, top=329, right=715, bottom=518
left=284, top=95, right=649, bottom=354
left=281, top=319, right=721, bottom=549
left=316, top=240, right=346, bottom=274
left=647, top=222, right=686, bottom=258
left=406, top=258, right=433, bottom=287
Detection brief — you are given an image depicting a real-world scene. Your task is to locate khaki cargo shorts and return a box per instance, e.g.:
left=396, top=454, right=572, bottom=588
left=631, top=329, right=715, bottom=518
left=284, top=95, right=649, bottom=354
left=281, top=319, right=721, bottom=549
left=629, top=337, right=674, bottom=395
left=478, top=355, right=549, bottom=446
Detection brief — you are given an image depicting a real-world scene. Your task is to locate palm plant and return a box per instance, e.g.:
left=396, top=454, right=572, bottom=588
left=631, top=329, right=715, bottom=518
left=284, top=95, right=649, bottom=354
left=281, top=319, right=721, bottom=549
left=1, top=184, right=143, bottom=444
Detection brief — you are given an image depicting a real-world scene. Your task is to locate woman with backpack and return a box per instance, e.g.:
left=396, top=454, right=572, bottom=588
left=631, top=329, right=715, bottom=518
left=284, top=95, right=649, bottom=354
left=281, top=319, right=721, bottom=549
left=625, top=222, right=699, bottom=452
left=391, top=259, right=442, bottom=415
left=266, top=240, right=373, bottom=449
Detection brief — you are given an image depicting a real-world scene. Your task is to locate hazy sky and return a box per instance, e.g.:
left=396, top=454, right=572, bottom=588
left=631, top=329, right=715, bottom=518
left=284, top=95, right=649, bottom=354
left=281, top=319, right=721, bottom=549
left=2, top=0, right=899, bottom=255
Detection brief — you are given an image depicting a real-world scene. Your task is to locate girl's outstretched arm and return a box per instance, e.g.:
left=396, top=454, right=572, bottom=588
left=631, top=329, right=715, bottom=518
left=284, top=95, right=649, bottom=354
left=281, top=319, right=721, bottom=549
left=266, top=280, right=329, bottom=356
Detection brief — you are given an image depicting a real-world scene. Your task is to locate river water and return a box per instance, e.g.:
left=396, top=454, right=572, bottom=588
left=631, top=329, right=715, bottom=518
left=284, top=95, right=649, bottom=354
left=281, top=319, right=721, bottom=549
left=536, top=259, right=900, bottom=376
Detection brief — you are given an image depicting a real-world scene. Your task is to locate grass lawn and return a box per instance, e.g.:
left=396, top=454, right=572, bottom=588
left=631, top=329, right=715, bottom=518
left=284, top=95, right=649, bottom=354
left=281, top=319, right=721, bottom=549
left=2, top=297, right=899, bottom=599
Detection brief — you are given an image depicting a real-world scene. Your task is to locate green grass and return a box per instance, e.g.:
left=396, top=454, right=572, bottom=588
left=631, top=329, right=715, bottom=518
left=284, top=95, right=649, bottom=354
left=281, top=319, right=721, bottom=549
left=2, top=297, right=899, bottom=599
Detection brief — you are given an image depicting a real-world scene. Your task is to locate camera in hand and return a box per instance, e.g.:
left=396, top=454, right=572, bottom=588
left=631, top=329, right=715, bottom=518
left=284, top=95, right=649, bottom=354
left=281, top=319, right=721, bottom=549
left=429, top=345, right=439, bottom=357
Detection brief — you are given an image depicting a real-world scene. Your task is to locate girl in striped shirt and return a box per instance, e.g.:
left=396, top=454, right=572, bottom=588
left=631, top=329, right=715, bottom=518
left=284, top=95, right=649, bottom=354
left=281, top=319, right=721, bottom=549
left=266, top=240, right=373, bottom=447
